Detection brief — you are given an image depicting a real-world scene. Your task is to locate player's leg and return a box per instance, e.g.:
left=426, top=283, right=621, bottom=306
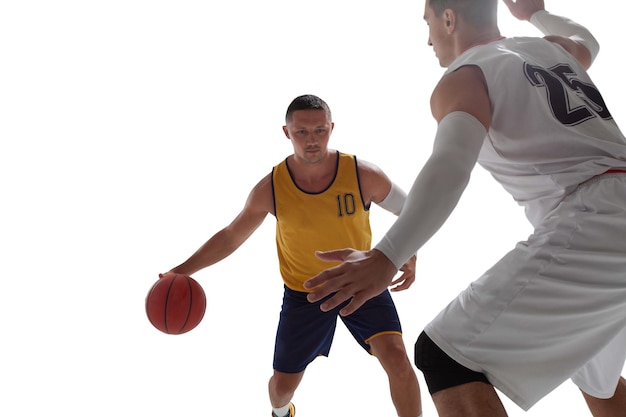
left=414, top=331, right=508, bottom=417
left=268, top=370, right=304, bottom=413
left=369, top=333, right=422, bottom=417
left=432, top=382, right=509, bottom=417
left=270, top=285, right=340, bottom=416
left=342, top=290, right=421, bottom=416
left=581, top=376, right=626, bottom=417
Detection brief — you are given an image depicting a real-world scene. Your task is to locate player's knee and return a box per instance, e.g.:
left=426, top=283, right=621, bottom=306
left=370, top=335, right=415, bottom=377
left=270, top=370, right=304, bottom=398
left=414, top=331, right=491, bottom=395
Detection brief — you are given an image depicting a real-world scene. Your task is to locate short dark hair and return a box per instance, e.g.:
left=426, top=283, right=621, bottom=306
left=429, top=0, right=497, bottom=27
left=285, top=94, right=332, bottom=123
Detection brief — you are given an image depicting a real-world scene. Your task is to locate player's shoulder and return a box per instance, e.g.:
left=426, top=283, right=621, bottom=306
left=250, top=171, right=274, bottom=197
left=337, top=151, right=388, bottom=181
left=433, top=65, right=488, bottom=120
left=247, top=171, right=275, bottom=214
left=348, top=153, right=378, bottom=171
left=543, top=35, right=593, bottom=69
left=357, top=158, right=380, bottom=170
left=354, top=157, right=390, bottom=186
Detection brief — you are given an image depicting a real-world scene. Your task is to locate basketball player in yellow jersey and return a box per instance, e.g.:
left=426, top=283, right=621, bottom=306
left=163, top=94, right=422, bottom=417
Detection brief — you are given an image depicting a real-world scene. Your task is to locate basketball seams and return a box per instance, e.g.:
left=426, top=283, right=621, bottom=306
left=178, top=275, right=193, bottom=334
left=164, top=273, right=179, bottom=334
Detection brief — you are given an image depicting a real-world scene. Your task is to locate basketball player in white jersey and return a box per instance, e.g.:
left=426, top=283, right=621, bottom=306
left=304, top=0, right=626, bottom=415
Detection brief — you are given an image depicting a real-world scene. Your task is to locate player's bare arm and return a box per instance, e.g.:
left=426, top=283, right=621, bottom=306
left=431, top=66, right=491, bottom=128
left=355, top=159, right=394, bottom=206
left=168, top=174, right=272, bottom=276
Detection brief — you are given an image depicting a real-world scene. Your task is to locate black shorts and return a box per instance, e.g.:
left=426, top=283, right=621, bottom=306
left=273, top=286, right=402, bottom=373
left=414, top=331, right=490, bottom=394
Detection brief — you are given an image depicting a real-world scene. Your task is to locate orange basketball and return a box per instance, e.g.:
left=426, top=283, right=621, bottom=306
left=145, top=273, right=206, bottom=335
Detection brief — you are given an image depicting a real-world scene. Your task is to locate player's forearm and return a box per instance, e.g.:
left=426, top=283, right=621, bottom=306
left=375, top=156, right=469, bottom=268
left=169, top=257, right=207, bottom=276
left=169, top=229, right=240, bottom=275
left=374, top=112, right=485, bottom=268
left=530, top=10, right=599, bottom=63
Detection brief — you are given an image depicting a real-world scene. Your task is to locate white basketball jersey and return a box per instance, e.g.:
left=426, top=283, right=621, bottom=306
left=446, top=37, right=626, bottom=226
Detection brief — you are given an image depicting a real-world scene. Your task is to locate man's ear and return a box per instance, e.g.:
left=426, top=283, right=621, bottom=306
left=444, top=9, right=456, bottom=33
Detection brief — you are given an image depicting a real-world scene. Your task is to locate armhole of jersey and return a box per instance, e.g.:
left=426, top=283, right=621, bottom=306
left=270, top=167, right=278, bottom=219
left=353, top=155, right=371, bottom=211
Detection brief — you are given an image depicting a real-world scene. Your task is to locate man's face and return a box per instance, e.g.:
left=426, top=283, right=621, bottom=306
left=424, top=0, right=454, bottom=67
left=283, top=109, right=334, bottom=164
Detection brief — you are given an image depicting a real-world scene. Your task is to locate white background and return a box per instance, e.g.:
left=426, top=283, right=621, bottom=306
left=1, top=1, right=623, bottom=416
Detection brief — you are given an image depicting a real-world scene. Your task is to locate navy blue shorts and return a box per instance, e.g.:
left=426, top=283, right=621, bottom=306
left=273, top=285, right=402, bottom=373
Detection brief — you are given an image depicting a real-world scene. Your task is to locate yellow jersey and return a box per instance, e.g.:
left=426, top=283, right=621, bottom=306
left=272, top=152, right=371, bottom=292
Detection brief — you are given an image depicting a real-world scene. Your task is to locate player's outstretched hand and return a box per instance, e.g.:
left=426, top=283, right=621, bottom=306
left=502, top=0, right=544, bottom=21
left=304, top=248, right=398, bottom=316
left=390, top=255, right=416, bottom=292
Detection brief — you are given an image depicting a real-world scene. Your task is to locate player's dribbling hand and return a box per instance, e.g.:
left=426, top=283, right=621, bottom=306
left=304, top=248, right=398, bottom=316
left=502, top=0, right=544, bottom=21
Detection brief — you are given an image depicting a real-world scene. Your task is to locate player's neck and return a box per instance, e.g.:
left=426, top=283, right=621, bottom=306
left=289, top=150, right=337, bottom=192
left=457, top=28, right=503, bottom=56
